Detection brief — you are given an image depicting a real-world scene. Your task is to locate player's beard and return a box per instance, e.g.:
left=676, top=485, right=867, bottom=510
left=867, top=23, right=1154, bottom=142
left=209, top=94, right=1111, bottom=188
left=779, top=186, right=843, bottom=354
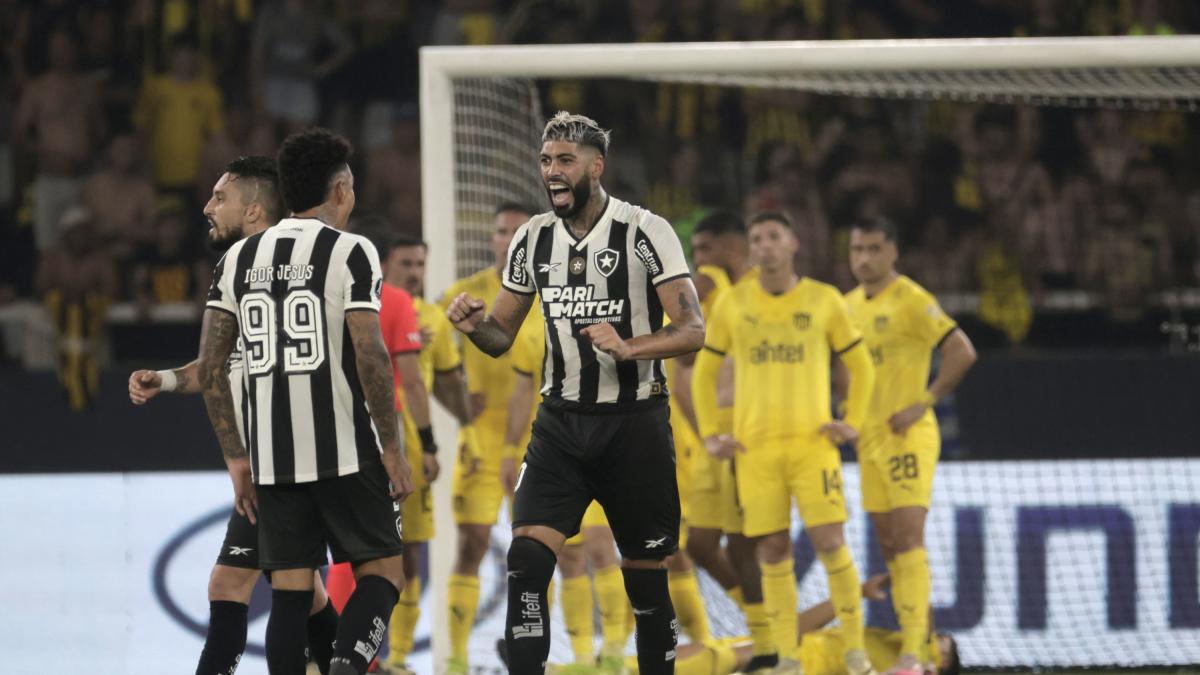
left=206, top=221, right=243, bottom=253
left=548, top=174, right=591, bottom=219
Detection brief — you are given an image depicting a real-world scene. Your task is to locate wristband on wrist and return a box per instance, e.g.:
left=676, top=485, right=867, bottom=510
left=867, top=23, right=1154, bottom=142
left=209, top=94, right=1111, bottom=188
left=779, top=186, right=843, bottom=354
left=418, top=426, right=437, bottom=454
left=157, top=370, right=178, bottom=392
left=502, top=443, right=522, bottom=460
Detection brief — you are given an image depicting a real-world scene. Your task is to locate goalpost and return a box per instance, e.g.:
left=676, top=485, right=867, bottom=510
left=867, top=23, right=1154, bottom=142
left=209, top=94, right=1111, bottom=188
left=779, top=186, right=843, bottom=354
left=419, top=36, right=1200, bottom=673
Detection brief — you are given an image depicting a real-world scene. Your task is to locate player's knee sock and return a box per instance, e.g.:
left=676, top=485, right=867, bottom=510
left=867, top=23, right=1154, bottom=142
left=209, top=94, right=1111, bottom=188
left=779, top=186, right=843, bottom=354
left=818, top=545, right=865, bottom=653
left=760, top=559, right=799, bottom=655
left=307, top=598, right=339, bottom=674
left=388, top=576, right=421, bottom=665
left=725, top=585, right=745, bottom=612
left=504, top=536, right=557, bottom=674
left=743, top=600, right=776, bottom=657
left=593, top=565, right=628, bottom=654
left=668, top=569, right=711, bottom=643
left=893, top=547, right=931, bottom=658
left=674, top=641, right=739, bottom=675
left=267, top=589, right=313, bottom=675
left=621, top=567, right=678, bottom=675
left=448, top=573, right=481, bottom=661
left=561, top=575, right=596, bottom=663
left=194, top=600, right=248, bottom=675
left=329, top=575, right=399, bottom=675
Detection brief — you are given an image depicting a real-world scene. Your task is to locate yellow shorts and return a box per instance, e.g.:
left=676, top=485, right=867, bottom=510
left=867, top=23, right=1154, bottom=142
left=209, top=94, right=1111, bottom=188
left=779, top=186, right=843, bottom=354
left=400, top=409, right=434, bottom=542
left=737, top=439, right=848, bottom=538
left=564, top=501, right=610, bottom=545
left=859, top=421, right=940, bottom=514
left=686, top=408, right=743, bottom=534
left=452, top=415, right=508, bottom=526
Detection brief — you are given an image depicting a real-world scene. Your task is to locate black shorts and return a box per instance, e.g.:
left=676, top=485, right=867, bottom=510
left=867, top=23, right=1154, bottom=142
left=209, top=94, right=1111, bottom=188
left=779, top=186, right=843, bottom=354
left=256, top=462, right=404, bottom=571
left=216, top=508, right=260, bottom=569
left=512, top=398, right=681, bottom=560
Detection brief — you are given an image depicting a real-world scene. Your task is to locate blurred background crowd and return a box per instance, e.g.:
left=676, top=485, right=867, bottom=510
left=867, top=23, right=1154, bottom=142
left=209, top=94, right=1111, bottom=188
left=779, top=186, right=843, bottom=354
left=3, top=0, right=1200, bottom=394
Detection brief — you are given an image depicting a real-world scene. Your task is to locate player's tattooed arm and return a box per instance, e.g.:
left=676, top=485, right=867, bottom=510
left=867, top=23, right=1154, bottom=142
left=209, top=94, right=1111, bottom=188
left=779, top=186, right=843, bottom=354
left=345, top=310, right=403, bottom=451
left=625, top=277, right=706, bottom=359
left=197, top=310, right=246, bottom=460
left=449, top=289, right=535, bottom=358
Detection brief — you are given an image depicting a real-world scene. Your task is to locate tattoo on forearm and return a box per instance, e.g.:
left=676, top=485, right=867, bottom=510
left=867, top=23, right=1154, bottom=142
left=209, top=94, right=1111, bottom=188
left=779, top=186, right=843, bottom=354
left=353, top=332, right=401, bottom=449
left=468, top=317, right=514, bottom=357
left=174, top=366, right=194, bottom=393
left=199, top=312, right=246, bottom=460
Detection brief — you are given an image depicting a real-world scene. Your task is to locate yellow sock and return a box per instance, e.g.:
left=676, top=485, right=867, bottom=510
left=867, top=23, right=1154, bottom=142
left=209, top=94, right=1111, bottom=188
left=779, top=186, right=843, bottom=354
left=561, top=575, right=596, bottom=663
left=447, top=573, right=480, bottom=661
left=818, top=545, right=865, bottom=653
left=761, top=559, right=799, bottom=655
left=674, top=641, right=738, bottom=675
left=669, top=570, right=712, bottom=643
left=593, top=565, right=628, bottom=653
left=726, top=585, right=745, bottom=612
left=893, top=548, right=931, bottom=658
left=387, top=576, right=421, bottom=665
left=744, top=601, right=775, bottom=656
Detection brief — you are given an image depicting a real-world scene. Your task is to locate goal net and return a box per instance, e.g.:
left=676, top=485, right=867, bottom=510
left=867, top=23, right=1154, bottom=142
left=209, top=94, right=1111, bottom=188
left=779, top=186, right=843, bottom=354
left=419, top=36, right=1200, bottom=673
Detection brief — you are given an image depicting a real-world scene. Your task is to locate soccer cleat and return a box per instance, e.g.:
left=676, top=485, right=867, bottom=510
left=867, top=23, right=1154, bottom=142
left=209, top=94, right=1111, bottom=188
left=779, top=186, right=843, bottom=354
left=446, top=656, right=469, bottom=674
left=846, top=649, right=878, bottom=675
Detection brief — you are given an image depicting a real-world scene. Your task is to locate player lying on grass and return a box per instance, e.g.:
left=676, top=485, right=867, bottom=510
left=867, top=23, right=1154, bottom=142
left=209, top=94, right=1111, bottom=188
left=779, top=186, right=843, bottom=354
left=501, top=575, right=960, bottom=675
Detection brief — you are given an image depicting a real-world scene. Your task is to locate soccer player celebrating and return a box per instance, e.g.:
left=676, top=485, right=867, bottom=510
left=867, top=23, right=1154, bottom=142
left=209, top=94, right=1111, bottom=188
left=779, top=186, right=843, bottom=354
left=199, top=128, right=414, bottom=675
left=693, top=212, right=877, bottom=675
left=129, top=156, right=340, bottom=675
left=377, top=233, right=476, bottom=674
left=437, top=202, right=535, bottom=673
left=842, top=217, right=976, bottom=675
left=446, top=111, right=705, bottom=675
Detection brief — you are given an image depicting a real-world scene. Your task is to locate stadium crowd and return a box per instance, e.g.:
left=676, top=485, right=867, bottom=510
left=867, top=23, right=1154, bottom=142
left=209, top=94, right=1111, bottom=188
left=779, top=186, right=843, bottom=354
left=3, top=0, right=1200, bottom=347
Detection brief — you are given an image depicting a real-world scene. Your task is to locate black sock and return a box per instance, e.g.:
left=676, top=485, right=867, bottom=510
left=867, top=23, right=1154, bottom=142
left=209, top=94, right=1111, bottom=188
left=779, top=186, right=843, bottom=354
left=622, top=568, right=678, bottom=675
left=504, top=536, right=557, bottom=675
left=267, top=589, right=313, bottom=675
left=307, top=599, right=339, bottom=674
left=328, top=574, right=399, bottom=675
left=195, top=600, right=248, bottom=675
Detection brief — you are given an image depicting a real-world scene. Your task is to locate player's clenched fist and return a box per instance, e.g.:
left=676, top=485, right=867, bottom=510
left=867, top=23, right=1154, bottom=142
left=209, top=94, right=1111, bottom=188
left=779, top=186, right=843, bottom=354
left=581, top=322, right=632, bottom=360
left=128, top=369, right=162, bottom=405
left=446, top=292, right=487, bottom=334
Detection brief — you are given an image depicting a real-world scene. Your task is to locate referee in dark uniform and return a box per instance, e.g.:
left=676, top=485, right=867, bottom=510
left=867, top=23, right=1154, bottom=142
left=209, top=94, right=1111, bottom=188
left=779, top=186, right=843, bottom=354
left=447, top=111, right=705, bottom=675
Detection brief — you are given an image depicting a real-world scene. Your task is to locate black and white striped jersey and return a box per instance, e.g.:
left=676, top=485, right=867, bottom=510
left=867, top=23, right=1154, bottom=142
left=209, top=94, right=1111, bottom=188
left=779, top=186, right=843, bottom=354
left=502, top=196, right=690, bottom=408
left=207, top=218, right=385, bottom=485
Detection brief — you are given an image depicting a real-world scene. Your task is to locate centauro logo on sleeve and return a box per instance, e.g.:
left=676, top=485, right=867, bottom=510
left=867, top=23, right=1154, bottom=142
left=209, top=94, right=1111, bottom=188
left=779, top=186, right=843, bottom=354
left=542, top=285, right=624, bottom=325
left=509, top=246, right=528, bottom=286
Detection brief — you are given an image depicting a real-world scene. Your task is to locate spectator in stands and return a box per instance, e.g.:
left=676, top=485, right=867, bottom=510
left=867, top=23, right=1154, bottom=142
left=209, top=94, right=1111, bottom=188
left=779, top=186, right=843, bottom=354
left=83, top=133, right=157, bottom=262
left=13, top=27, right=102, bottom=252
left=364, top=108, right=422, bottom=235
left=251, top=0, right=354, bottom=129
left=35, top=206, right=118, bottom=410
left=133, top=36, right=224, bottom=205
left=79, top=5, right=138, bottom=133
left=746, top=143, right=832, bottom=281
left=129, top=208, right=210, bottom=317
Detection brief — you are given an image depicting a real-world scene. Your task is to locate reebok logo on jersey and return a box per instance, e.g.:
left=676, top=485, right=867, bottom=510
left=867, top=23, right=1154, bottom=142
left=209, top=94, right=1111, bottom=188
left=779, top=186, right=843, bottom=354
left=538, top=262, right=561, bottom=273
left=542, top=285, right=625, bottom=324
left=644, top=537, right=668, bottom=549
left=228, top=546, right=253, bottom=556
left=593, top=248, right=620, bottom=278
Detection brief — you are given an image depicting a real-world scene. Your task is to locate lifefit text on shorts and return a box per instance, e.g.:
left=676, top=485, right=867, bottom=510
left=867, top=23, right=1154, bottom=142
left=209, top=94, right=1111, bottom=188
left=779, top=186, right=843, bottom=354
left=352, top=616, right=388, bottom=661
left=512, top=591, right=545, bottom=639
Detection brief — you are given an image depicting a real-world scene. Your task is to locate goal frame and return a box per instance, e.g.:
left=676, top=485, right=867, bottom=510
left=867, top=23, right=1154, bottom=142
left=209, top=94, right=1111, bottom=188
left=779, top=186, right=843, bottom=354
left=417, top=35, right=1200, bottom=671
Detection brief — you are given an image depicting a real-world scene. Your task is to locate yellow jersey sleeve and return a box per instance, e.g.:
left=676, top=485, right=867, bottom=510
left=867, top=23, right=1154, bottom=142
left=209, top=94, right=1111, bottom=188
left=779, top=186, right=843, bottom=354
left=511, top=325, right=539, bottom=376
left=825, top=288, right=863, bottom=355
left=430, top=312, right=461, bottom=373
left=908, top=288, right=958, bottom=349
left=703, top=291, right=735, bottom=355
